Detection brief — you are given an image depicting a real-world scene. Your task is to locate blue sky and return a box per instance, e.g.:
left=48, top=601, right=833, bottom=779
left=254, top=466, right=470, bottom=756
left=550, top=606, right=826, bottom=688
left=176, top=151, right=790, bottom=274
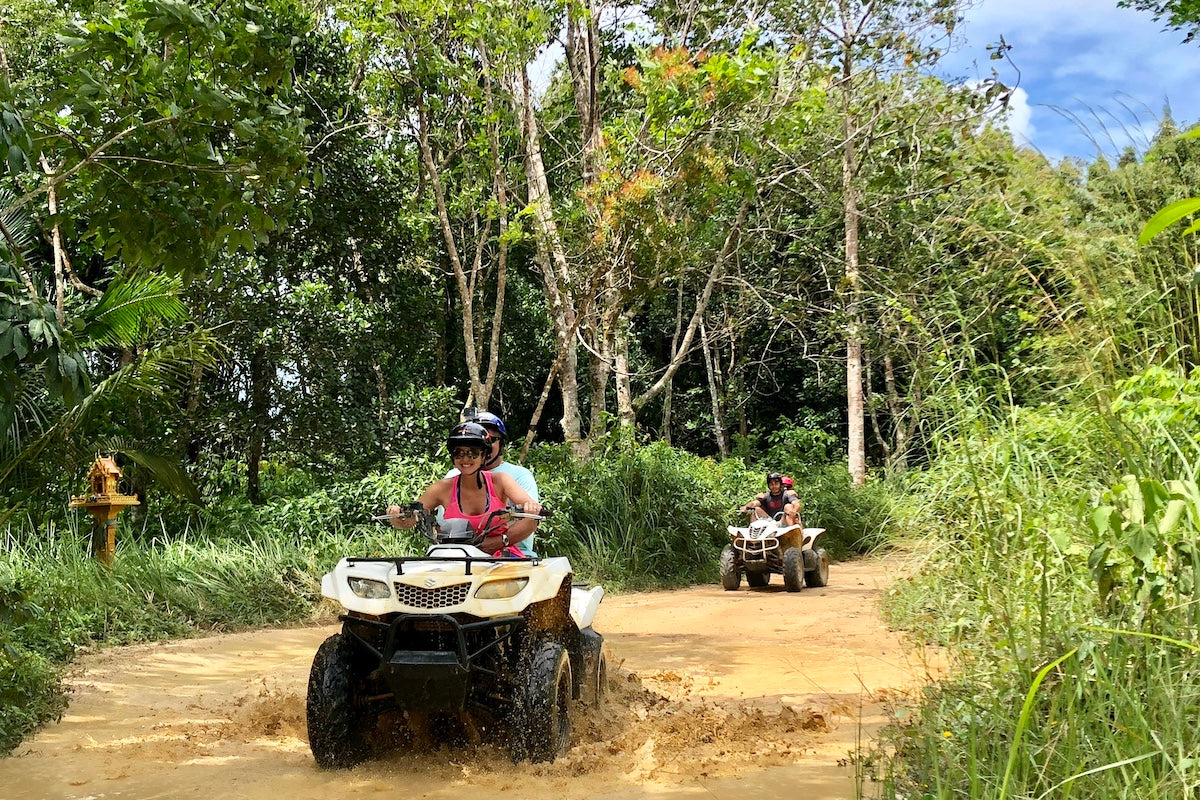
left=936, top=0, right=1200, bottom=163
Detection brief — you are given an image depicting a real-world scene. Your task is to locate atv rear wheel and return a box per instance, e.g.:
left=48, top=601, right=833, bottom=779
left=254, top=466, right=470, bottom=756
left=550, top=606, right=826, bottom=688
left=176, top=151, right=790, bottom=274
left=783, top=547, right=804, bottom=592
left=719, top=545, right=741, bottom=591
left=517, top=642, right=573, bottom=762
left=583, top=649, right=608, bottom=707
left=805, top=546, right=830, bottom=588
left=746, top=569, right=769, bottom=588
left=306, top=633, right=376, bottom=769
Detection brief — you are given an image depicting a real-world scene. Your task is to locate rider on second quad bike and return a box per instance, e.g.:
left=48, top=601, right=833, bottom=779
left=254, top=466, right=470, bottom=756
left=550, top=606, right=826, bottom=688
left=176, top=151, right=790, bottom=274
left=740, top=472, right=802, bottom=526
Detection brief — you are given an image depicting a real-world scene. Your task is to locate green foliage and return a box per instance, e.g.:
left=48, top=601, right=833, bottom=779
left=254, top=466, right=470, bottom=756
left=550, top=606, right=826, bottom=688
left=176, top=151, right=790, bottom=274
left=873, top=377, right=1200, bottom=799
left=1089, top=475, right=1200, bottom=625
left=19, top=0, right=312, bottom=272
left=1120, top=0, right=1200, bottom=44
left=532, top=439, right=746, bottom=589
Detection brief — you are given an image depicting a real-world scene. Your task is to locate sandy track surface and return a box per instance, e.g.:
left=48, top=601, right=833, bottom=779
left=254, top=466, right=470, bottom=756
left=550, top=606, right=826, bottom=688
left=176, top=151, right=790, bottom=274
left=1, top=555, right=938, bottom=800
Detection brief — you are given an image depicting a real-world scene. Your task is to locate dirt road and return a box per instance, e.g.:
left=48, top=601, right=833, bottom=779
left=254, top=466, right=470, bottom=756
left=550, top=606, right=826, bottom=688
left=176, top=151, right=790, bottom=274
left=1, top=555, right=938, bottom=800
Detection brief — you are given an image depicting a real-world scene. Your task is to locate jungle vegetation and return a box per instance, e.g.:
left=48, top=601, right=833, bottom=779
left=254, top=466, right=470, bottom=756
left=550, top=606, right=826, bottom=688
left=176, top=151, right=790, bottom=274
left=3, top=0, right=1200, bottom=796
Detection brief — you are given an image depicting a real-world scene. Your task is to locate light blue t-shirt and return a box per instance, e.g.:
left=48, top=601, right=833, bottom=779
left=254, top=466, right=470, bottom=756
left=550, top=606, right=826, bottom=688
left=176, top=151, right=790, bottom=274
left=443, top=461, right=539, bottom=556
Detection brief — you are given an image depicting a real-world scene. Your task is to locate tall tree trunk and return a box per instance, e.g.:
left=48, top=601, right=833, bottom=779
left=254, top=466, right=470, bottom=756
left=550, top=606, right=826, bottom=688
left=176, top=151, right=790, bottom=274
left=614, top=312, right=634, bottom=426
left=700, top=320, right=729, bottom=457
left=40, top=157, right=67, bottom=326
left=511, top=64, right=584, bottom=452
left=883, top=354, right=907, bottom=471
left=177, top=360, right=205, bottom=463
left=565, top=0, right=603, bottom=189
left=246, top=346, right=271, bottom=505
left=416, top=94, right=490, bottom=407
left=566, top=0, right=612, bottom=448
left=661, top=280, right=685, bottom=443
left=840, top=11, right=866, bottom=487
left=587, top=298, right=620, bottom=437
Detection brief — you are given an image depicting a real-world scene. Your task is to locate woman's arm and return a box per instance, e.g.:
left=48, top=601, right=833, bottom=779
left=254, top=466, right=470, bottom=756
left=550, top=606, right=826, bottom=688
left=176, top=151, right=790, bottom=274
left=387, top=479, right=450, bottom=529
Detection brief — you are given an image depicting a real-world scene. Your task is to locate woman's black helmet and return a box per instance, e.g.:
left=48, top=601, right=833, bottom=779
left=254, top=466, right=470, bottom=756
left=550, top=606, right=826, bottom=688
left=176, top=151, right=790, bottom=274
left=447, top=421, right=490, bottom=453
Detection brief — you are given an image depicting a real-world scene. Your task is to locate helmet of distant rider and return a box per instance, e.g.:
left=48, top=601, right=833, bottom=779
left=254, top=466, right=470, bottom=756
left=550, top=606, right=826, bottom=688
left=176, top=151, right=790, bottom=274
left=766, top=472, right=783, bottom=486
left=447, top=421, right=491, bottom=454
left=781, top=476, right=794, bottom=489
left=467, top=410, right=508, bottom=441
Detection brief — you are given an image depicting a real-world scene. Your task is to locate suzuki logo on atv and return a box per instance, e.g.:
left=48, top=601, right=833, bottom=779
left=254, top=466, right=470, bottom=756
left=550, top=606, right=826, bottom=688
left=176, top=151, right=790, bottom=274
left=423, top=578, right=438, bottom=588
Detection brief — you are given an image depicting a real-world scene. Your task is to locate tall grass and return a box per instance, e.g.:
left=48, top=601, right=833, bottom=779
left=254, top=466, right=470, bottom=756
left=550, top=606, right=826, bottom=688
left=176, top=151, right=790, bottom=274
left=871, top=374, right=1200, bottom=799
left=0, top=503, right=427, bottom=755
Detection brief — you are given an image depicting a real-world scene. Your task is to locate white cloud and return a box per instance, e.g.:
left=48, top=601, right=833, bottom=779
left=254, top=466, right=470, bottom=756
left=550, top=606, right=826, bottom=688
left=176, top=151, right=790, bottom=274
left=940, top=0, right=1200, bottom=160
left=1002, top=86, right=1035, bottom=147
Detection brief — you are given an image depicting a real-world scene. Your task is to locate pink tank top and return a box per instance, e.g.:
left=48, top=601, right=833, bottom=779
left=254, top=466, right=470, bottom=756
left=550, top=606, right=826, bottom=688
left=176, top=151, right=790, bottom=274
left=445, top=471, right=506, bottom=535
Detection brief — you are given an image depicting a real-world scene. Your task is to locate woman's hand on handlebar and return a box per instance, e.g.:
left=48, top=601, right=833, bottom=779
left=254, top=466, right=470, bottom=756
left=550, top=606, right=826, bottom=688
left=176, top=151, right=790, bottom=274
left=385, top=504, right=418, bottom=530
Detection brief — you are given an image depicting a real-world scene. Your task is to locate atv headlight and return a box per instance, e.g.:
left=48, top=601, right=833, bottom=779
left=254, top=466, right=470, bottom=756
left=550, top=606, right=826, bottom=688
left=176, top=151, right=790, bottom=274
left=348, top=576, right=391, bottom=599
left=474, top=578, right=529, bottom=600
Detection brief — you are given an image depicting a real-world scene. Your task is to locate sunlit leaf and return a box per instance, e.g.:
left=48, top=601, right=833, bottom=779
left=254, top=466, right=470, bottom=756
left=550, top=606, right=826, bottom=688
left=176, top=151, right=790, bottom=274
left=1138, top=197, right=1200, bottom=245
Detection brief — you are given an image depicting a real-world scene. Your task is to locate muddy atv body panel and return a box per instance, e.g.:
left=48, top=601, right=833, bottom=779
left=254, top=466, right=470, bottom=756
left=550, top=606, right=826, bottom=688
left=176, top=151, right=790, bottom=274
left=307, top=514, right=606, bottom=769
left=722, top=516, right=828, bottom=592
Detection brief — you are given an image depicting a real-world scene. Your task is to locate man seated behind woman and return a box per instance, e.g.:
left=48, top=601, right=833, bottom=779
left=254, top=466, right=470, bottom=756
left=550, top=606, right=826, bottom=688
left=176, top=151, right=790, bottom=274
left=387, top=421, right=541, bottom=557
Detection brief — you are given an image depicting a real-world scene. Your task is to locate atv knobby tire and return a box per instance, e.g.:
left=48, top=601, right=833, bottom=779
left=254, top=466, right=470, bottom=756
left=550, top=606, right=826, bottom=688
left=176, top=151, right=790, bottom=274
left=746, top=569, right=770, bottom=588
left=719, top=545, right=741, bottom=591
left=307, top=632, right=375, bottom=769
left=517, top=641, right=573, bottom=763
left=805, top=546, right=830, bottom=588
left=584, top=649, right=608, bottom=707
left=783, top=547, right=804, bottom=592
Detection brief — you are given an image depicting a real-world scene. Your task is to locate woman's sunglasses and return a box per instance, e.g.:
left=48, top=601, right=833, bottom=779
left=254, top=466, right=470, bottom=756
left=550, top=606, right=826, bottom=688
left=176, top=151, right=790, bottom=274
left=451, top=448, right=484, bottom=460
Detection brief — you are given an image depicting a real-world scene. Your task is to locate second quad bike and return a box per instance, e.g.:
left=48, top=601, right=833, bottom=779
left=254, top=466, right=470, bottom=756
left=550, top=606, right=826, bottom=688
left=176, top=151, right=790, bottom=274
left=306, top=504, right=606, bottom=768
left=721, top=510, right=829, bottom=592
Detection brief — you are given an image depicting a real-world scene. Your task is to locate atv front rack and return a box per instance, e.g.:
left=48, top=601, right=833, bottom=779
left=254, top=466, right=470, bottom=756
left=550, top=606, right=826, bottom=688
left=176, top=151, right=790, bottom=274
left=345, top=552, right=541, bottom=576
left=342, top=612, right=526, bottom=712
left=734, top=534, right=780, bottom=562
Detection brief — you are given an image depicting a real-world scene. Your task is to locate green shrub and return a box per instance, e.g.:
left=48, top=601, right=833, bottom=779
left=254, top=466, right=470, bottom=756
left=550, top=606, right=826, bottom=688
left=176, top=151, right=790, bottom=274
left=874, top=391, right=1200, bottom=800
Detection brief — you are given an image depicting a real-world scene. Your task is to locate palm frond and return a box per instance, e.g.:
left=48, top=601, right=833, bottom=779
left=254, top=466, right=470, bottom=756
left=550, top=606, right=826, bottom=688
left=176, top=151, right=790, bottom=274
left=93, top=438, right=202, bottom=504
left=82, top=273, right=190, bottom=348
left=0, top=186, right=37, bottom=278
left=0, top=329, right=224, bottom=491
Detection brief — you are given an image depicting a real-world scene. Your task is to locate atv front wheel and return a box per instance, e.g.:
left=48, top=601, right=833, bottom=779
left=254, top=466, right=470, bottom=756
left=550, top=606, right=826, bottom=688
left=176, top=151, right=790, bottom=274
left=518, top=641, right=573, bottom=762
left=782, top=547, right=804, bottom=592
left=805, top=546, right=830, bottom=588
left=719, top=545, right=741, bottom=591
left=306, top=633, right=376, bottom=769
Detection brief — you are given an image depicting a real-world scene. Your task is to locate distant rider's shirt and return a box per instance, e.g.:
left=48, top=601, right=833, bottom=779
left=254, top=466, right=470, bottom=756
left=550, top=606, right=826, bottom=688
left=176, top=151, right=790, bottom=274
left=757, top=490, right=798, bottom=517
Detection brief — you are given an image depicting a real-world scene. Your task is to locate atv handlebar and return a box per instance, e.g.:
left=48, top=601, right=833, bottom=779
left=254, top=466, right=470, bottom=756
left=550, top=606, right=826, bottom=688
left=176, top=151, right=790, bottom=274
left=373, top=503, right=552, bottom=546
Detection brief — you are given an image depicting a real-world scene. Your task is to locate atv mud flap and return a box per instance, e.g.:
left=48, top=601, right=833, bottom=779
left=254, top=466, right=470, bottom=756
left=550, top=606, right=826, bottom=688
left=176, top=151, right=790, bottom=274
left=344, top=613, right=524, bottom=713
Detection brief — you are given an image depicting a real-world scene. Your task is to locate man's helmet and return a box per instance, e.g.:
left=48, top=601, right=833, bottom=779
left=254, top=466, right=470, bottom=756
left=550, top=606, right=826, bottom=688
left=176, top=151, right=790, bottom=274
left=781, top=476, right=794, bottom=489
left=766, top=472, right=783, bottom=486
left=447, top=421, right=490, bottom=454
left=467, top=410, right=507, bottom=440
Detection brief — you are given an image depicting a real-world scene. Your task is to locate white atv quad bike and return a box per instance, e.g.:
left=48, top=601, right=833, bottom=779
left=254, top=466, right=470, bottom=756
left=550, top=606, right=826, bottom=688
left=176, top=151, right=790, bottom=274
left=306, top=504, right=606, bottom=768
left=721, top=510, right=829, bottom=591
